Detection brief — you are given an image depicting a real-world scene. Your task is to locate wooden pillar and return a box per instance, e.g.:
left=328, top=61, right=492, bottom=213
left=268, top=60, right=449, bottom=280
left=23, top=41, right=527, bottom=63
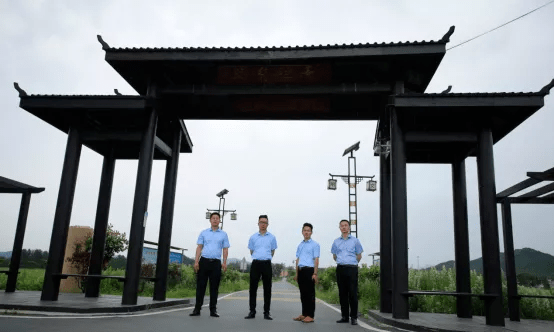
left=390, top=81, right=409, bottom=319
left=476, top=126, right=504, bottom=326
left=85, top=150, right=116, bottom=298
left=122, top=84, right=159, bottom=305
left=5, top=192, right=32, bottom=292
left=379, top=115, right=392, bottom=313
left=452, top=158, right=472, bottom=318
left=501, top=201, right=520, bottom=321
left=154, top=124, right=182, bottom=301
left=41, top=127, right=82, bottom=301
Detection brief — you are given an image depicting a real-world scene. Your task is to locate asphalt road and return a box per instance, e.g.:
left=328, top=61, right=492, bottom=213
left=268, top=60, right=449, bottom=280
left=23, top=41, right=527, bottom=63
left=0, top=280, right=397, bottom=332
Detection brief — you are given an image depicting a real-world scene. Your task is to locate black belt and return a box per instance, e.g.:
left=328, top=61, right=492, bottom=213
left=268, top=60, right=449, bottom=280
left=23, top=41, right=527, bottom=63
left=201, top=257, right=221, bottom=262
left=299, top=266, right=314, bottom=270
left=337, top=264, right=357, bottom=268
left=253, top=259, right=271, bottom=262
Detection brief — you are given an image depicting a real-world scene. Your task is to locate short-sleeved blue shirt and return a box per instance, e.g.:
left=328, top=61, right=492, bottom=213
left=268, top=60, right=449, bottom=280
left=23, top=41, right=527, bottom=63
left=296, top=239, right=320, bottom=268
left=197, top=228, right=230, bottom=260
left=248, top=232, right=277, bottom=260
left=331, top=234, right=363, bottom=265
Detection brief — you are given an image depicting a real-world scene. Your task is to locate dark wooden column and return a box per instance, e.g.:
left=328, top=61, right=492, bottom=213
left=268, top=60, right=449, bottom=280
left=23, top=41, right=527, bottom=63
left=85, top=150, right=116, bottom=298
left=501, top=201, right=520, bottom=321
left=390, top=85, right=409, bottom=319
left=5, top=192, right=32, bottom=292
left=154, top=124, right=182, bottom=301
left=379, top=124, right=392, bottom=313
left=41, top=127, right=82, bottom=301
left=476, top=126, right=504, bottom=326
left=122, top=84, right=159, bottom=305
left=452, top=158, right=472, bottom=318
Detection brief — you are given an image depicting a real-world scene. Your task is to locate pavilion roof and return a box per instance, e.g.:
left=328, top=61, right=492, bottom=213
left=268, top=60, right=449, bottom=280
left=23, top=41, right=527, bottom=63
left=496, top=167, right=554, bottom=204
left=14, top=86, right=193, bottom=160
left=0, top=176, right=45, bottom=194
left=374, top=79, right=554, bottom=163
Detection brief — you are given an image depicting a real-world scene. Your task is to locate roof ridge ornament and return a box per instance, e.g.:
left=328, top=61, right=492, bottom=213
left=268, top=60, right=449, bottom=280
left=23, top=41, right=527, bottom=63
left=538, top=78, right=554, bottom=95
left=441, top=85, right=452, bottom=94
left=114, top=89, right=122, bottom=95
left=440, top=26, right=456, bottom=43
left=97, top=35, right=110, bottom=50
left=13, top=82, right=27, bottom=97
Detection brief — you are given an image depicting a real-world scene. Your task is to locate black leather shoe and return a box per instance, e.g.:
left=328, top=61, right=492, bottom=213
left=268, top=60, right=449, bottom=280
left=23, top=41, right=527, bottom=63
left=189, top=310, right=200, bottom=316
left=263, top=313, right=273, bottom=320
left=336, top=317, right=349, bottom=323
left=210, top=311, right=220, bottom=317
left=245, top=312, right=255, bottom=319
left=351, top=318, right=358, bottom=325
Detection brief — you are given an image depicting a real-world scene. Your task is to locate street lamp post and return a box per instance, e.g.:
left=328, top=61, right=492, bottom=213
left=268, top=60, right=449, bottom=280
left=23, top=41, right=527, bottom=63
left=206, top=189, right=237, bottom=230
left=328, top=141, right=377, bottom=238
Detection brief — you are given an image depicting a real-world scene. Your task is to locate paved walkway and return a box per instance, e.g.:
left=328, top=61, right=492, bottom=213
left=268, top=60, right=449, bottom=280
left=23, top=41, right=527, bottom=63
left=0, top=281, right=388, bottom=332
left=2, top=281, right=552, bottom=332
left=369, top=310, right=554, bottom=332
left=0, top=291, right=188, bottom=313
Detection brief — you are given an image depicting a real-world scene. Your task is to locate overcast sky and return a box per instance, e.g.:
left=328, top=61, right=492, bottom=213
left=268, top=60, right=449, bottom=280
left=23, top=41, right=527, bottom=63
left=1, top=0, right=553, bottom=269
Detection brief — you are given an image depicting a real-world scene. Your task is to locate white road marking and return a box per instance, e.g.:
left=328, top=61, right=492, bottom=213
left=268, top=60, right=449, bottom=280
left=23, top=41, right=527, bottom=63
left=317, top=299, right=390, bottom=332
left=1, top=286, right=396, bottom=332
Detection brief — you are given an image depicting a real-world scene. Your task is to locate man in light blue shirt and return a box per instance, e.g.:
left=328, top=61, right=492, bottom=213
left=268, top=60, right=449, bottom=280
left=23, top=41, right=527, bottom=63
left=331, top=219, right=363, bottom=325
left=245, top=214, right=277, bottom=320
left=293, top=222, right=320, bottom=323
left=189, top=212, right=230, bottom=318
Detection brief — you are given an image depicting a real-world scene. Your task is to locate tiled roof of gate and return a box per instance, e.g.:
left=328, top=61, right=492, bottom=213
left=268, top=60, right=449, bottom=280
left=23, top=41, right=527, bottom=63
left=105, top=40, right=446, bottom=52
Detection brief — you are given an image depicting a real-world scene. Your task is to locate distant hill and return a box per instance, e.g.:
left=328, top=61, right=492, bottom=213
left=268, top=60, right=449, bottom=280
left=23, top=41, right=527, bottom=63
left=433, top=248, right=554, bottom=279
left=0, top=252, right=11, bottom=259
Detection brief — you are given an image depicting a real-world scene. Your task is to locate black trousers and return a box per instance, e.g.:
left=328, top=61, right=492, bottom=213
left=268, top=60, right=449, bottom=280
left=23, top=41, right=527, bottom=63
left=249, top=259, right=272, bottom=314
left=195, top=257, right=222, bottom=312
left=298, top=267, right=316, bottom=318
left=336, top=265, right=358, bottom=319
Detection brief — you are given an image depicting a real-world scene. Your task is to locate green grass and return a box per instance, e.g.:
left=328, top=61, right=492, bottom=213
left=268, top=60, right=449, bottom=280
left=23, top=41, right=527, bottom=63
left=288, top=265, right=554, bottom=321
left=5, top=265, right=552, bottom=320
left=0, top=265, right=250, bottom=298
left=0, top=268, right=44, bottom=291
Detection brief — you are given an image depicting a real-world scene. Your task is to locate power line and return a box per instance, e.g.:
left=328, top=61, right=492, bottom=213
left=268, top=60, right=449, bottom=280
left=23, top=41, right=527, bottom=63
left=447, top=1, right=554, bottom=51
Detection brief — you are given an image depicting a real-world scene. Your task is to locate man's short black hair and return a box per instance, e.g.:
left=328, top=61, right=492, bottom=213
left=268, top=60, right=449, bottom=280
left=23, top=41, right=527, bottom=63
left=302, top=223, right=313, bottom=231
left=339, top=219, right=350, bottom=225
left=210, top=212, right=221, bottom=219
left=259, top=214, right=268, bottom=221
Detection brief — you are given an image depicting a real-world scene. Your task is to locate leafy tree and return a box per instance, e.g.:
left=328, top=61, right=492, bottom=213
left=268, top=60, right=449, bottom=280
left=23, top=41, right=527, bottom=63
left=66, top=224, right=129, bottom=292
left=271, top=262, right=285, bottom=278
left=107, top=255, right=127, bottom=270
left=84, top=225, right=129, bottom=265
left=517, top=272, right=550, bottom=288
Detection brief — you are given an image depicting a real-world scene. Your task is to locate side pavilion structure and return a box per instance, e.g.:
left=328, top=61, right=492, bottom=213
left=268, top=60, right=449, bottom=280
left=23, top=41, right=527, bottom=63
left=13, top=26, right=554, bottom=327
left=0, top=176, right=44, bottom=292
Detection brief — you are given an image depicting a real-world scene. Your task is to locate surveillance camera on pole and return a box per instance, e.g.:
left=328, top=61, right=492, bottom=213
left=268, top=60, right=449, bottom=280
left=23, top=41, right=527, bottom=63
left=207, top=189, right=236, bottom=230
left=328, top=141, right=376, bottom=238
